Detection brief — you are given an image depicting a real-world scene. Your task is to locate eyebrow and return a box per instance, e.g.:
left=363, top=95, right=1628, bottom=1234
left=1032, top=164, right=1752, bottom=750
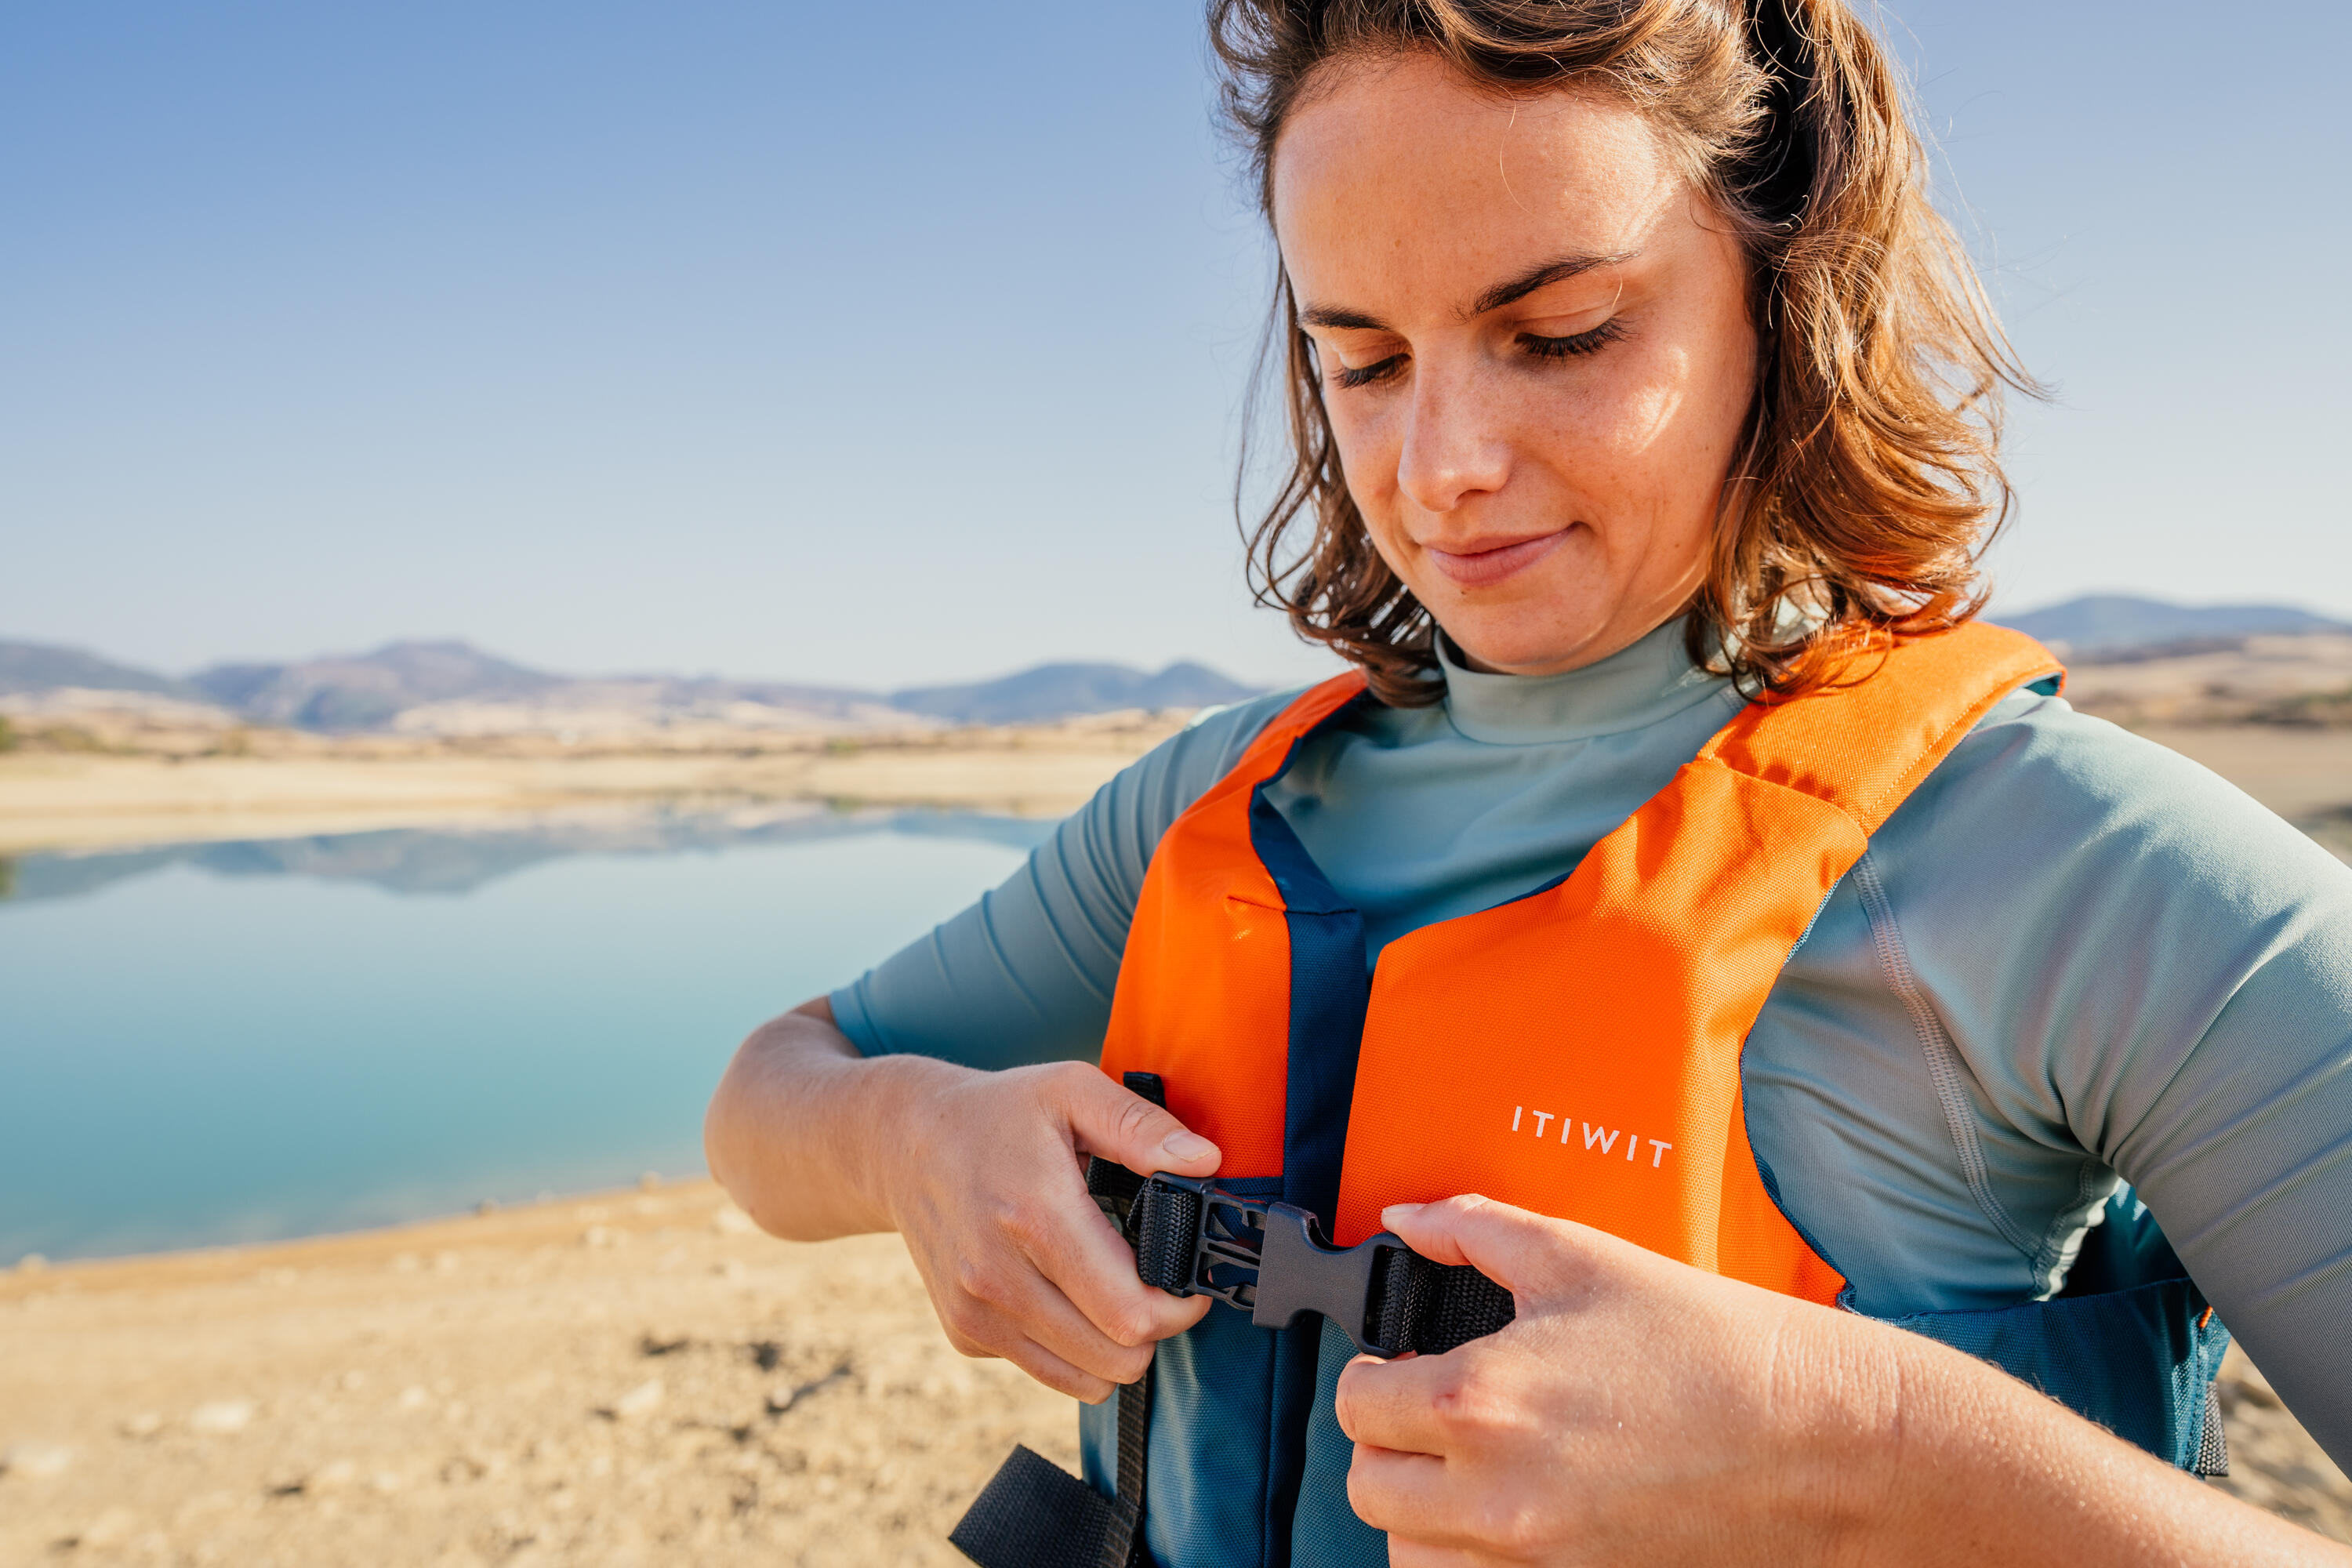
left=1468, top=250, right=1636, bottom=318
left=1298, top=249, right=1637, bottom=333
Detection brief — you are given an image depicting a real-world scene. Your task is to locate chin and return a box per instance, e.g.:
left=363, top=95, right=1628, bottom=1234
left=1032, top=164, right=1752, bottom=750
left=1440, top=620, right=1607, bottom=677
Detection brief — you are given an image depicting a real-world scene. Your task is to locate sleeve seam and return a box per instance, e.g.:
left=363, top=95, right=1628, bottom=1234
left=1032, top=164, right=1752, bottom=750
left=1850, top=850, right=2051, bottom=1276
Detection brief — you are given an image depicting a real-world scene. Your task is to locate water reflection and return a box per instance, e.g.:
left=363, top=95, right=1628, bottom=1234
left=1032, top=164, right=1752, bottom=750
left=0, top=804, right=1055, bottom=903
left=0, top=808, right=1048, bottom=1261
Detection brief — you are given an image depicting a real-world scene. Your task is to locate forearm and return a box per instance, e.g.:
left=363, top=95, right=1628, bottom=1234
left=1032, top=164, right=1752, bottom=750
left=1846, top=1321, right=2345, bottom=1566
left=702, top=996, right=971, bottom=1241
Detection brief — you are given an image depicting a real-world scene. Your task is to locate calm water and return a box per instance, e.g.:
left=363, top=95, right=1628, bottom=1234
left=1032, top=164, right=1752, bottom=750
left=0, top=807, right=1050, bottom=1263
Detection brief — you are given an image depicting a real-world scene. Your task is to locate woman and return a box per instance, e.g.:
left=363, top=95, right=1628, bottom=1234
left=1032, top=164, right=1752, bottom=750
left=707, top=2, right=2352, bottom=1563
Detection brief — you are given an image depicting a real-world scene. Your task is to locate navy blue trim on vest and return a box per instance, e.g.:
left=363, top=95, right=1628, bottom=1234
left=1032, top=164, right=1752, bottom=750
left=1240, top=702, right=1374, bottom=1568
left=1876, top=1191, right=2231, bottom=1470
left=1247, top=783, right=1368, bottom=1225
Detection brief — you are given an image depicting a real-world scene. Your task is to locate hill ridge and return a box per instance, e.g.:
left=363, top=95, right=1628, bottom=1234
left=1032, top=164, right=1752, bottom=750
left=0, top=636, right=1265, bottom=732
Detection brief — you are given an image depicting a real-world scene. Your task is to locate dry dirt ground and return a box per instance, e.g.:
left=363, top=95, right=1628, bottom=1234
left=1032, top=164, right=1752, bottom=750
left=2, top=1182, right=2346, bottom=1566
left=0, top=1183, right=1073, bottom=1567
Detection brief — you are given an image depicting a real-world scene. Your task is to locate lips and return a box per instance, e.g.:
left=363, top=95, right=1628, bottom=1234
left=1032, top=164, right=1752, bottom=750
left=1421, top=528, right=1568, bottom=588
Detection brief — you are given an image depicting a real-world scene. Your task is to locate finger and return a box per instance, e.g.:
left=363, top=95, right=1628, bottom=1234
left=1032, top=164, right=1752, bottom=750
left=1039, top=1215, right=1217, bottom=1351
left=1378, top=1192, right=1591, bottom=1298
left=1013, top=1152, right=1218, bottom=1349
left=916, top=1209, right=1163, bottom=1390
left=952, top=1313, right=1118, bottom=1405
left=1384, top=1544, right=1490, bottom=1568
left=975, top=1254, right=1165, bottom=1387
left=1058, top=1068, right=1221, bottom=1178
left=1334, top=1349, right=1446, bottom=1455
left=1345, top=1442, right=1477, bottom=1552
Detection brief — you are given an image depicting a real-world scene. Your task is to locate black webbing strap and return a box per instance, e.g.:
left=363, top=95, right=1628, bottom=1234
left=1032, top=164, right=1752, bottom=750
left=1366, top=1243, right=1517, bottom=1356
left=949, top=1444, right=1121, bottom=1568
left=952, top=1073, right=1516, bottom=1566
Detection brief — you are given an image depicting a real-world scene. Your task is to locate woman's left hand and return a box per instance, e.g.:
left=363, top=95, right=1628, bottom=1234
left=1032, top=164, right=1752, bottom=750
left=1334, top=1196, right=2350, bottom=1568
left=1332, top=1194, right=1891, bottom=1566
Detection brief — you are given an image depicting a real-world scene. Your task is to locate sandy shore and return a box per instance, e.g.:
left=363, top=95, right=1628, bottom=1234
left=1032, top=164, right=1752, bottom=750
left=0, top=1183, right=1073, bottom=1566
left=0, top=717, right=1186, bottom=855
left=2, top=1181, right=2345, bottom=1565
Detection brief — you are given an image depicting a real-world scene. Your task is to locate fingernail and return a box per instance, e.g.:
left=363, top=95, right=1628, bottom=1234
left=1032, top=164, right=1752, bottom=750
left=1161, top=1131, right=1216, bottom=1163
left=1382, top=1203, right=1425, bottom=1223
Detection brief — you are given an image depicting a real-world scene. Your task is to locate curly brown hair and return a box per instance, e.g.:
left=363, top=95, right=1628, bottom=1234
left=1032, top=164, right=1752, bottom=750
left=1214, top=0, right=2034, bottom=702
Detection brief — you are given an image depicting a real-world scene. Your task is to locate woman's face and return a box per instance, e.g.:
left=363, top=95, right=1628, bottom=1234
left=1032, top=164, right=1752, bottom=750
left=1272, top=53, right=1757, bottom=677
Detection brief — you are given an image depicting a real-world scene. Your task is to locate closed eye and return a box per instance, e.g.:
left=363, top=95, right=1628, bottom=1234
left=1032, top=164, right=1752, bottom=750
left=1334, top=353, right=1406, bottom=390
left=1518, top=318, right=1626, bottom=360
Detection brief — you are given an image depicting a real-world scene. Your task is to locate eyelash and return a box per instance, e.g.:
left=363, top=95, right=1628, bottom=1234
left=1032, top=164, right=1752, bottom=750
left=1521, top=318, right=1627, bottom=360
left=1330, top=318, right=1627, bottom=390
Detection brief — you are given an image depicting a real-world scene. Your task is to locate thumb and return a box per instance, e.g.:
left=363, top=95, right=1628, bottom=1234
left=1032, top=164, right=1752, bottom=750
left=1063, top=1069, right=1221, bottom=1178
left=1380, top=1192, right=1580, bottom=1298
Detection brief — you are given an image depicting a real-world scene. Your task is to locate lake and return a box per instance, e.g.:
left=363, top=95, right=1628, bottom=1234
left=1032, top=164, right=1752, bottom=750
left=0, top=806, right=1051, bottom=1263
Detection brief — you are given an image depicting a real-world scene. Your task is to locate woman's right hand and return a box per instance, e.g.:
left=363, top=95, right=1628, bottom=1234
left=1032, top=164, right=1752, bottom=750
left=878, top=1058, right=1221, bottom=1403
left=704, top=999, right=1221, bottom=1405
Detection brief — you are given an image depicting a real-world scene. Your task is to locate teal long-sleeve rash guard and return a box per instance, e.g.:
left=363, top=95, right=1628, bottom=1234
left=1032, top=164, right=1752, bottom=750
left=832, top=620, right=2352, bottom=1466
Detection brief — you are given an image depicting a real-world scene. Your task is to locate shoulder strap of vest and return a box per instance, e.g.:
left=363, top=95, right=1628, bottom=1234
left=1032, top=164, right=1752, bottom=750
left=1699, top=621, right=2063, bottom=838
left=1210, top=671, right=1370, bottom=793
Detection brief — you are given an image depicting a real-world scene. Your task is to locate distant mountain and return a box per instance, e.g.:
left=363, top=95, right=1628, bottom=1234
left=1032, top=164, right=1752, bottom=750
left=0, top=639, right=201, bottom=701
left=1994, top=596, right=2350, bottom=658
left=3, top=634, right=1262, bottom=734
left=888, top=661, right=1261, bottom=725
left=189, top=640, right=565, bottom=730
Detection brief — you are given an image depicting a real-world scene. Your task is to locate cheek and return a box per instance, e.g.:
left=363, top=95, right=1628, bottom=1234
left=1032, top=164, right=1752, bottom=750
left=1534, top=340, right=1745, bottom=518
left=1324, top=398, right=1400, bottom=503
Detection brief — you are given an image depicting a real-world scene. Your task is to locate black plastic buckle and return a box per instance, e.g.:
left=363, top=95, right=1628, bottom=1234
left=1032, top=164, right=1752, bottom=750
left=1139, top=1174, right=1415, bottom=1358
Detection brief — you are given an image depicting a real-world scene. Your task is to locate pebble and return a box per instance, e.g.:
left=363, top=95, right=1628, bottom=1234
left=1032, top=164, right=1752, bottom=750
left=608, top=1378, right=665, bottom=1421
left=581, top=1226, right=619, bottom=1249
left=188, top=1399, right=256, bottom=1436
left=397, top=1385, right=432, bottom=1412
left=121, top=1411, right=164, bottom=1439
left=2, top=1439, right=75, bottom=1477
left=710, top=1207, right=757, bottom=1237
left=15, top=1253, right=48, bottom=1273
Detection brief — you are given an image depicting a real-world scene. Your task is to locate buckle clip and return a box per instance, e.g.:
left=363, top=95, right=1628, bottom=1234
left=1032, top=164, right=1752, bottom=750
left=1139, top=1174, right=1414, bottom=1358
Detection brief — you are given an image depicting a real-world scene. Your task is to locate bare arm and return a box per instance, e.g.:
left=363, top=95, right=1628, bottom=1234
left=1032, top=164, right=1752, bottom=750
left=704, top=996, right=946, bottom=1241
left=1340, top=1196, right=2350, bottom=1568
left=702, top=996, right=1222, bottom=1403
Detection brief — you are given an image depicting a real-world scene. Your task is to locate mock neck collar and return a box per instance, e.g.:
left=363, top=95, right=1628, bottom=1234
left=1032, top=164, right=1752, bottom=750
left=1434, top=619, right=1734, bottom=746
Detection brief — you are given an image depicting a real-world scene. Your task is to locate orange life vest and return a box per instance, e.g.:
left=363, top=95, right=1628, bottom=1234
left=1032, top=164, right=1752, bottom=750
left=967, top=620, right=2220, bottom=1568
left=1099, top=621, right=2064, bottom=1300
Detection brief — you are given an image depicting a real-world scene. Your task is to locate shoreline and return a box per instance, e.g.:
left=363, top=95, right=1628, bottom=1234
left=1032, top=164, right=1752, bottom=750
left=2, top=1178, right=729, bottom=1297
left=0, top=716, right=1186, bottom=856
left=5, top=720, right=2348, bottom=861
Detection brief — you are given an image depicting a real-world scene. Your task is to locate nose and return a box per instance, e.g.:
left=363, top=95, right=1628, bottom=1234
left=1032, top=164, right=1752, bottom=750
left=1393, top=360, right=1512, bottom=515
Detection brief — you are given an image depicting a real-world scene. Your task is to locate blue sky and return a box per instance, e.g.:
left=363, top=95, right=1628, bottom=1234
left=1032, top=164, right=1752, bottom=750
left=5, top=2, right=2345, bottom=688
